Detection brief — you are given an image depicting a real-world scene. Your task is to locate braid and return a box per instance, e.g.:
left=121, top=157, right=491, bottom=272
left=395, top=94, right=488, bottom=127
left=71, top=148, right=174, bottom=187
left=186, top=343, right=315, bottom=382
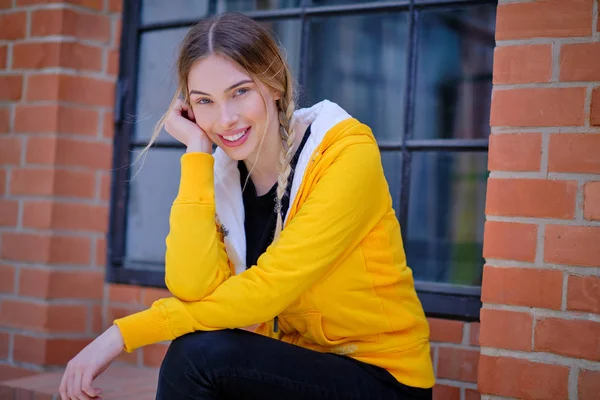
left=274, top=93, right=296, bottom=240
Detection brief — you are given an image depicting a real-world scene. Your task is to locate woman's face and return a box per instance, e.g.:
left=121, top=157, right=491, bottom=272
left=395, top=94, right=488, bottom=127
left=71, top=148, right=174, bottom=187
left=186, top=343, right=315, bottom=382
left=187, top=54, right=280, bottom=161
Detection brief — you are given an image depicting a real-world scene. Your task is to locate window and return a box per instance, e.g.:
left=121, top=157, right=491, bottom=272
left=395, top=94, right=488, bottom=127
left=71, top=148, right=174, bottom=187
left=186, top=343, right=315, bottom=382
left=109, top=0, right=497, bottom=320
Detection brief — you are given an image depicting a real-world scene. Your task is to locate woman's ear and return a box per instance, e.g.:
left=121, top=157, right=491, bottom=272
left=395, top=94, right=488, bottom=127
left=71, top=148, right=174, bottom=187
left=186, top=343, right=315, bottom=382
left=272, top=89, right=282, bottom=101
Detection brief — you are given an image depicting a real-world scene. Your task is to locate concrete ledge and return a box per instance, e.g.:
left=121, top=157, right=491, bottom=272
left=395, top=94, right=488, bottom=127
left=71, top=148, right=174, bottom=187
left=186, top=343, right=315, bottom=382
left=0, top=365, right=158, bottom=400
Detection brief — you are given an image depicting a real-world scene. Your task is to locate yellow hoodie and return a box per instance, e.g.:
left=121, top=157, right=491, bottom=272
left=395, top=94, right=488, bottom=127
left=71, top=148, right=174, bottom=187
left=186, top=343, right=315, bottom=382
left=114, top=100, right=435, bottom=389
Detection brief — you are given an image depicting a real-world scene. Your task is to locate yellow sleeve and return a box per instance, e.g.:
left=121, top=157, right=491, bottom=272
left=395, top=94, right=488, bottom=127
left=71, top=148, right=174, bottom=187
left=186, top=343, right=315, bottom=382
left=115, top=139, right=389, bottom=351
left=163, top=152, right=231, bottom=301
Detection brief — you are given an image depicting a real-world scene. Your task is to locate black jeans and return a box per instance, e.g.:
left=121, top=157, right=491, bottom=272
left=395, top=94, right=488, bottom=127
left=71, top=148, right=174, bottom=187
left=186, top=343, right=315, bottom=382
left=156, top=329, right=432, bottom=400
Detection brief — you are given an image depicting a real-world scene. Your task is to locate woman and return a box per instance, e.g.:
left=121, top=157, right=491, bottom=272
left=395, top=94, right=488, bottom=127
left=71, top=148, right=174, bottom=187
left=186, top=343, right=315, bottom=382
left=60, top=12, right=435, bottom=400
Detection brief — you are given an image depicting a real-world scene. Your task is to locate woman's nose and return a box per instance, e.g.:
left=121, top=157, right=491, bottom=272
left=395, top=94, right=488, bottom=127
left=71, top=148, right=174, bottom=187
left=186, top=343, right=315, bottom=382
left=218, top=103, right=239, bottom=130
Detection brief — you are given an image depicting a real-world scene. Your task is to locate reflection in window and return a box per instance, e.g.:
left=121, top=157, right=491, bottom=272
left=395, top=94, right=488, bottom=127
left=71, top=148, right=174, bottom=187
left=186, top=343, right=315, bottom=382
left=414, top=5, right=496, bottom=140
left=216, top=0, right=300, bottom=12
left=141, top=0, right=209, bottom=25
left=305, top=13, right=409, bottom=142
left=407, top=152, right=488, bottom=286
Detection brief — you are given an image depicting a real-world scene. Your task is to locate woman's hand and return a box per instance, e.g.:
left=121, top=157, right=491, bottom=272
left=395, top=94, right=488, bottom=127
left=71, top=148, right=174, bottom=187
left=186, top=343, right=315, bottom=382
left=165, top=98, right=212, bottom=153
left=59, top=325, right=125, bottom=400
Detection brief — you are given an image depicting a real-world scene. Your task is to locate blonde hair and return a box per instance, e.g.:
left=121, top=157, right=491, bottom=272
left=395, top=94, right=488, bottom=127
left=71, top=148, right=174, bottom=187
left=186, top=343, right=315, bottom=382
left=140, top=13, right=296, bottom=240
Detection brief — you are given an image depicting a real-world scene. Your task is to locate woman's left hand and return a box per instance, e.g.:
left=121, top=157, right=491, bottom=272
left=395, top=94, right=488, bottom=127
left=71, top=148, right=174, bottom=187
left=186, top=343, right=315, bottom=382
left=59, top=325, right=125, bottom=400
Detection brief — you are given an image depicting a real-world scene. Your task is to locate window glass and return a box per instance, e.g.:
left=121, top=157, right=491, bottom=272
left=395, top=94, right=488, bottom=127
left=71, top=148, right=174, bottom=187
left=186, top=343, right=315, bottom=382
left=125, top=148, right=184, bottom=265
left=142, top=0, right=209, bottom=26
left=407, top=151, right=488, bottom=286
left=413, top=5, right=496, bottom=140
left=304, top=13, right=409, bottom=142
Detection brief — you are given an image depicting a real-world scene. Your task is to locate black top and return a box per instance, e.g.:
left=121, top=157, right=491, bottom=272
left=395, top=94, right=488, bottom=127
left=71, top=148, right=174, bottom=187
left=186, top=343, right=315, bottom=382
left=239, top=125, right=312, bottom=269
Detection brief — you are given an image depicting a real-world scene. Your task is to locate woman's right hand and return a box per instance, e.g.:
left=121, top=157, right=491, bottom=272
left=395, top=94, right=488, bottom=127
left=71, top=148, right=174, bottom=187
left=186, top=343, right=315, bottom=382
left=165, top=99, right=212, bottom=153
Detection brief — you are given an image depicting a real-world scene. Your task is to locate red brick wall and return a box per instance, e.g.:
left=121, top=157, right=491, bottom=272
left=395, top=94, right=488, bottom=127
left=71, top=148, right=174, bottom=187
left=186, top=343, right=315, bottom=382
left=480, top=0, right=600, bottom=399
left=0, top=0, right=121, bottom=381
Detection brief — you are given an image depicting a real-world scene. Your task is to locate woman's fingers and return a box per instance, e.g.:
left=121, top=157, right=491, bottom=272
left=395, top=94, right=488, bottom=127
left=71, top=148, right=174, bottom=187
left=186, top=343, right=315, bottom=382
left=82, top=372, right=102, bottom=399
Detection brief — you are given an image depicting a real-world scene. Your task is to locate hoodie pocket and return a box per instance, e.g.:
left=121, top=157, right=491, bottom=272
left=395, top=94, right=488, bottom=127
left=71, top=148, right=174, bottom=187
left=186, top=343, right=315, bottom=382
left=285, top=312, right=348, bottom=347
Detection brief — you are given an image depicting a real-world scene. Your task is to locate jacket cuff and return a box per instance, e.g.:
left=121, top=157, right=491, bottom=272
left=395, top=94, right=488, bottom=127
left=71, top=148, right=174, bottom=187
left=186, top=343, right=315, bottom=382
left=113, top=305, right=174, bottom=352
left=176, top=152, right=215, bottom=203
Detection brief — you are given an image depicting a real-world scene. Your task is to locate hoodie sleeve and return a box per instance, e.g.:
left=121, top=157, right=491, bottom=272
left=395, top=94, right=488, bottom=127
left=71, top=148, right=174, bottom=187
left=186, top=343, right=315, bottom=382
left=162, top=152, right=232, bottom=302
left=114, top=137, right=390, bottom=351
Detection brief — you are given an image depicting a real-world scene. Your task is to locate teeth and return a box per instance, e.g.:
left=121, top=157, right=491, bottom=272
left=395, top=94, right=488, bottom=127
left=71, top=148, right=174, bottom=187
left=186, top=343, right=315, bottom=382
left=223, top=129, right=247, bottom=142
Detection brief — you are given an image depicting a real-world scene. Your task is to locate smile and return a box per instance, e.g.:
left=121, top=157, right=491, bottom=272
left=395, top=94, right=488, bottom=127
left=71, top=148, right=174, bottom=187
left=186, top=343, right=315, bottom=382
left=219, top=127, right=250, bottom=147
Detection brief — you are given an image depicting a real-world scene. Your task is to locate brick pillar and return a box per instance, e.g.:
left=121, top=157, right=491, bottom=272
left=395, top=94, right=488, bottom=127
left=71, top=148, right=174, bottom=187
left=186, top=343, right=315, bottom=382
left=480, top=0, right=600, bottom=399
left=0, top=0, right=122, bottom=380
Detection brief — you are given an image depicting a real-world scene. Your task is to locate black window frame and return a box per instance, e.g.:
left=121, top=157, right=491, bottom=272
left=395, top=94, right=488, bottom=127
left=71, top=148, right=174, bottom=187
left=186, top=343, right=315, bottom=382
left=108, top=0, right=497, bottom=321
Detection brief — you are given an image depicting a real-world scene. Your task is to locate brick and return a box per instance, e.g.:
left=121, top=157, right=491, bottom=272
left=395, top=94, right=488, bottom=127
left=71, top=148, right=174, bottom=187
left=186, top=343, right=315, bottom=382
left=488, top=133, right=542, bottom=172
left=496, top=0, right=593, bottom=40
left=0, top=12, right=27, bottom=40
left=23, top=201, right=109, bottom=232
left=493, top=45, right=552, bottom=84
left=109, top=284, right=141, bottom=304
left=549, top=134, right=600, bottom=173
left=0, top=107, right=10, bottom=134
left=27, top=137, right=112, bottom=169
left=591, top=88, right=600, bottom=126
left=469, top=322, right=479, bottom=346
left=465, top=389, right=480, bottom=400
left=0, top=0, right=9, bottom=7
left=481, top=266, right=563, bottom=309
left=0, top=365, right=38, bottom=382
left=19, top=268, right=104, bottom=300
left=100, top=172, right=111, bottom=201
left=0, top=45, right=7, bottom=69
left=1, top=233, right=50, bottom=263
left=0, top=75, right=23, bottom=101
left=433, top=385, right=459, bottom=400
left=26, top=74, right=115, bottom=107
left=0, top=169, right=5, bottom=195
left=0, top=199, right=18, bottom=227
left=584, top=182, right=600, bottom=221
left=560, top=43, right=600, bottom=82
left=109, top=0, right=122, bottom=13
left=115, top=348, right=139, bottom=365
left=106, top=305, right=142, bottom=324
left=437, top=347, right=479, bottom=383
left=535, top=318, right=600, bottom=360
left=427, top=318, right=463, bottom=344
left=545, top=225, right=600, bottom=267
left=92, top=303, right=103, bottom=333
left=107, top=48, right=119, bottom=76
left=143, top=343, right=168, bottom=367
left=10, top=168, right=96, bottom=198
left=0, top=264, right=15, bottom=294
left=480, top=309, right=532, bottom=351
left=103, top=112, right=114, bottom=139
left=568, top=275, right=600, bottom=314
left=0, top=137, right=21, bottom=165
left=48, top=235, right=91, bottom=265
left=0, top=232, right=91, bottom=266
left=96, top=236, right=106, bottom=267
left=31, top=106, right=95, bottom=144
left=14, top=335, right=91, bottom=366
left=479, top=356, right=568, bottom=399
left=0, top=299, right=46, bottom=330
left=486, top=179, right=577, bottom=219
left=31, top=8, right=111, bottom=42
left=141, top=287, right=171, bottom=307
left=113, top=17, right=121, bottom=47
left=0, top=332, right=8, bottom=360
left=483, top=221, right=537, bottom=262
left=13, top=42, right=103, bottom=71
left=16, top=0, right=104, bottom=11
left=580, top=369, right=600, bottom=400
left=46, top=304, right=88, bottom=333
left=491, top=88, right=586, bottom=127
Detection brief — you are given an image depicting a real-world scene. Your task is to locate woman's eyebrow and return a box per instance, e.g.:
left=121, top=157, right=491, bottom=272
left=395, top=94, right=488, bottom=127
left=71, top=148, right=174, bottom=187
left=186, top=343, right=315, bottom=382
left=189, top=79, right=254, bottom=97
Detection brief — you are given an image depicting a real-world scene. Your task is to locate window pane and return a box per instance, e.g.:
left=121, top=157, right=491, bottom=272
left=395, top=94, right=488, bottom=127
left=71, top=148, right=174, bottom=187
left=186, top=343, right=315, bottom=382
left=381, top=151, right=402, bottom=217
left=261, top=20, right=302, bottom=82
left=126, top=148, right=184, bottom=265
left=135, top=28, right=189, bottom=144
left=413, top=4, right=496, bottom=140
left=216, top=0, right=300, bottom=12
left=406, top=152, right=488, bottom=286
left=142, top=0, right=209, bottom=25
left=305, top=13, right=409, bottom=143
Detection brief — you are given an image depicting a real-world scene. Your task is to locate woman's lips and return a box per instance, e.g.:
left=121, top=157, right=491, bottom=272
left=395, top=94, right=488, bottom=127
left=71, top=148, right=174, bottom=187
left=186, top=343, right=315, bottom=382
left=219, top=127, right=250, bottom=148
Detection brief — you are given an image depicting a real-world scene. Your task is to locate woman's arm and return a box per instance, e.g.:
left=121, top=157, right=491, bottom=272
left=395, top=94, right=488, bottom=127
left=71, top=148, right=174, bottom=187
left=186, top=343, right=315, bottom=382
left=164, top=152, right=232, bottom=301
left=115, top=137, right=390, bottom=351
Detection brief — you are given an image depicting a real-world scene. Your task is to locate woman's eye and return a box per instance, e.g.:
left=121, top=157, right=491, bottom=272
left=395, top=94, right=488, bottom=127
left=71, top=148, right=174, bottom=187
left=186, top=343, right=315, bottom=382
left=197, top=98, right=212, bottom=105
left=234, top=88, right=249, bottom=96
